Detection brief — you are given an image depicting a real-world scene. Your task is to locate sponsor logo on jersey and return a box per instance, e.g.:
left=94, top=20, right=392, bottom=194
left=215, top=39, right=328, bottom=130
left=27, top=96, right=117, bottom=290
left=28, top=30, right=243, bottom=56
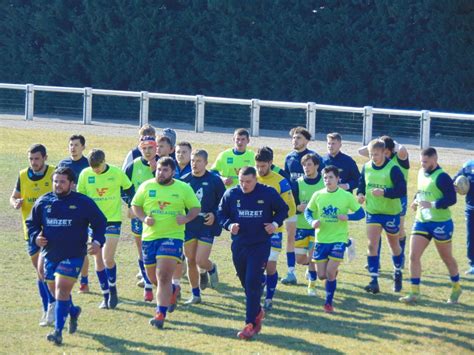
left=203, top=182, right=208, bottom=185
left=257, top=200, right=264, bottom=204
left=158, top=201, right=171, bottom=210
left=236, top=199, right=240, bottom=207
left=45, top=204, right=52, bottom=213
left=96, top=188, right=109, bottom=197
left=46, top=218, right=73, bottom=227
left=238, top=210, right=264, bottom=218
left=172, top=194, right=179, bottom=198
left=88, top=177, right=95, bottom=183
left=322, top=205, right=339, bottom=220
left=149, top=190, right=156, bottom=197
left=69, top=205, right=77, bottom=209
left=227, top=157, right=234, bottom=164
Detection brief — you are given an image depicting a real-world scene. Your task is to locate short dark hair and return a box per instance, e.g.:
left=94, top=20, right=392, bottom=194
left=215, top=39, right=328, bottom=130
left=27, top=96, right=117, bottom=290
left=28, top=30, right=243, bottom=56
left=192, top=149, right=208, bottom=161
left=88, top=149, right=105, bottom=167
left=158, top=156, right=176, bottom=170
left=54, top=166, right=76, bottom=182
left=380, top=135, right=395, bottom=152
left=421, top=147, right=437, bottom=157
left=176, top=141, right=192, bottom=150
left=28, top=144, right=47, bottom=157
left=69, top=134, right=85, bottom=146
left=255, top=146, right=273, bottom=162
left=327, top=132, right=342, bottom=142
left=301, top=153, right=320, bottom=166
left=156, top=136, right=172, bottom=147
left=290, top=126, right=311, bottom=141
left=234, top=128, right=250, bottom=139
left=139, top=124, right=156, bottom=137
left=323, top=165, right=340, bottom=178
left=240, top=166, right=256, bottom=177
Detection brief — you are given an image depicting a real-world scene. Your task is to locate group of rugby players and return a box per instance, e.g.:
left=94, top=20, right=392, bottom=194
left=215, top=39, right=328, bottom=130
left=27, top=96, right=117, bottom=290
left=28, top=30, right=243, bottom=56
left=10, top=124, right=473, bottom=343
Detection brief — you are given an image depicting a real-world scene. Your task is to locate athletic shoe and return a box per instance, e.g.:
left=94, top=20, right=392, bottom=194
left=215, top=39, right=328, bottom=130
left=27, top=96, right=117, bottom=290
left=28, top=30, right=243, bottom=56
left=149, top=312, right=165, bottom=329
left=98, top=299, right=109, bottom=309
left=393, top=271, right=403, bottom=292
left=45, top=302, right=55, bottom=326
left=78, top=283, right=89, bottom=294
left=136, top=271, right=142, bottom=280
left=108, top=288, right=119, bottom=309
left=347, top=238, right=356, bottom=262
left=323, top=304, right=334, bottom=313
left=68, top=306, right=81, bottom=334
left=364, top=280, right=380, bottom=294
left=447, top=286, right=462, bottom=304
left=464, top=266, right=474, bottom=275
left=136, top=279, right=145, bottom=288
left=46, top=330, right=62, bottom=345
left=200, top=272, right=209, bottom=290
left=399, top=293, right=418, bottom=304
left=237, top=323, right=257, bottom=340
left=168, top=285, right=181, bottom=313
left=144, top=288, right=153, bottom=302
left=263, top=299, right=273, bottom=311
left=39, top=311, right=48, bottom=327
left=184, top=295, right=202, bottom=305
left=254, top=308, right=265, bottom=333
left=307, top=285, right=317, bottom=296
left=281, top=272, right=297, bottom=285
left=209, top=264, right=219, bottom=288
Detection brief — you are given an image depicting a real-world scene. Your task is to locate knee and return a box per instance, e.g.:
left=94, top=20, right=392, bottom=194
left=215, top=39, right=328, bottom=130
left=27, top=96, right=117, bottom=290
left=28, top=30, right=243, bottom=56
left=196, top=256, right=207, bottom=268
left=187, top=256, right=197, bottom=266
left=157, top=271, right=172, bottom=284
left=296, top=254, right=306, bottom=265
left=56, top=287, right=70, bottom=300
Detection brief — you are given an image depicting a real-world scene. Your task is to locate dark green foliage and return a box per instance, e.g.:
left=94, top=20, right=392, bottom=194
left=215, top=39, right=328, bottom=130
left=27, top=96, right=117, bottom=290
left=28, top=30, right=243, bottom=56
left=0, top=0, right=473, bottom=112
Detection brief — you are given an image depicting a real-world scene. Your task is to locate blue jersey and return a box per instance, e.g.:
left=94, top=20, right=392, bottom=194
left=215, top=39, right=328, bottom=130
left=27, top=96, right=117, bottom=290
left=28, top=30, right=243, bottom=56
left=175, top=163, right=192, bottom=179
left=218, top=183, right=289, bottom=246
left=322, top=152, right=360, bottom=193
left=284, top=149, right=324, bottom=185
left=181, top=171, right=226, bottom=236
left=58, top=156, right=89, bottom=183
left=26, top=191, right=106, bottom=263
left=454, top=160, right=474, bottom=210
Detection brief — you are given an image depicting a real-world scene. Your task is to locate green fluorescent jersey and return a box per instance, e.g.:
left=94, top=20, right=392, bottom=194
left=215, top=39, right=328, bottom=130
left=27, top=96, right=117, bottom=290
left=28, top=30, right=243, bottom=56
left=307, top=188, right=361, bottom=243
left=296, top=176, right=325, bottom=229
left=131, top=158, right=155, bottom=191
left=77, top=165, right=132, bottom=222
left=131, top=179, right=201, bottom=241
left=416, top=168, right=451, bottom=222
left=211, top=148, right=255, bottom=188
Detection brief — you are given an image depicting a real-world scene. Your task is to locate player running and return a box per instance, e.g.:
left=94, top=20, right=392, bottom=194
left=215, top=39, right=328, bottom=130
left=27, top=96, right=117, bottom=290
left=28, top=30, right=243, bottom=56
left=181, top=149, right=226, bottom=304
left=10, top=144, right=56, bottom=326
left=27, top=167, right=106, bottom=345
left=131, top=157, right=201, bottom=329
left=400, top=147, right=461, bottom=304
left=255, top=147, right=296, bottom=311
left=305, top=165, right=365, bottom=312
left=77, top=149, right=133, bottom=309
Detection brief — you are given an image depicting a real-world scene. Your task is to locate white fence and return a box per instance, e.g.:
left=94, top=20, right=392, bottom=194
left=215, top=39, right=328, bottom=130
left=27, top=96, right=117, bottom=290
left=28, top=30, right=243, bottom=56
left=1, top=83, right=474, bottom=148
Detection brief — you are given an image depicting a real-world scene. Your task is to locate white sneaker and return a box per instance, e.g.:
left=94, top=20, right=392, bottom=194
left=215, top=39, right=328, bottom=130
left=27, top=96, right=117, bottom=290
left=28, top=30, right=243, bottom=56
left=45, top=302, right=55, bottom=326
left=347, top=238, right=356, bottom=262
left=39, top=311, right=48, bottom=327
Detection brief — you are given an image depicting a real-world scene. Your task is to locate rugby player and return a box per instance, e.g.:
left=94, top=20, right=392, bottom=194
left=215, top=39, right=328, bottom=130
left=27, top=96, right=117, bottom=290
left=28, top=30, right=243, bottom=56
left=122, top=124, right=156, bottom=170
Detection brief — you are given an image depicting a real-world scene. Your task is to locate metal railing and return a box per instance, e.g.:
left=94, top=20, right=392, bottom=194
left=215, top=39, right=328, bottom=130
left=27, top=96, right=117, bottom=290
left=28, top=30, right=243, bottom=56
left=1, top=82, right=473, bottom=148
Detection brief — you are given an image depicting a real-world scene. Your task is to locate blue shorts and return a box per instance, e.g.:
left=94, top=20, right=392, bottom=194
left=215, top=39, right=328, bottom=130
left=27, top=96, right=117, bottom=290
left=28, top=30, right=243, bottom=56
left=89, top=222, right=121, bottom=239
left=44, top=257, right=84, bottom=282
left=312, top=242, right=346, bottom=262
left=270, top=232, right=283, bottom=252
left=26, top=240, right=40, bottom=257
left=400, top=196, right=408, bottom=217
left=295, top=228, right=315, bottom=254
left=366, top=213, right=400, bottom=236
left=131, top=218, right=142, bottom=237
left=412, top=220, right=454, bottom=243
left=184, top=231, right=215, bottom=246
left=142, top=238, right=183, bottom=265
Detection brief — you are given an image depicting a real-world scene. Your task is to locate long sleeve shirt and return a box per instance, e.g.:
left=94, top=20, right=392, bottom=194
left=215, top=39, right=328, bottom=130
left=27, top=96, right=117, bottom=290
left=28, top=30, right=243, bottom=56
left=454, top=160, right=474, bottom=210
left=322, top=152, right=360, bottom=193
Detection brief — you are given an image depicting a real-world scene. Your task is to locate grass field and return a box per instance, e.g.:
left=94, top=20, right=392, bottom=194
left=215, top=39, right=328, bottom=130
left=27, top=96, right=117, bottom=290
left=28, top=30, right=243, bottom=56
left=0, top=125, right=472, bottom=354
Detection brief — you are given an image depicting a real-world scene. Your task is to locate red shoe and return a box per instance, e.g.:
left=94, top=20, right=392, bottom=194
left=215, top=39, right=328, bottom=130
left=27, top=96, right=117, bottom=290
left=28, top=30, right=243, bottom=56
left=323, top=304, right=334, bottom=313
left=149, top=312, right=165, bottom=329
left=78, top=283, right=89, bottom=294
left=237, top=323, right=257, bottom=340
left=254, top=308, right=265, bottom=333
left=144, top=288, right=153, bottom=302
left=169, top=285, right=181, bottom=313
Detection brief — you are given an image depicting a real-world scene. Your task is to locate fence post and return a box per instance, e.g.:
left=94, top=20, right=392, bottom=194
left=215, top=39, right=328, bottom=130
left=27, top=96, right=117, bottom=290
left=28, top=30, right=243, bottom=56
left=306, top=102, right=316, bottom=140
left=250, top=99, right=260, bottom=137
left=420, top=110, right=431, bottom=149
left=362, top=106, right=373, bottom=144
left=195, top=95, right=205, bottom=133
left=139, top=91, right=149, bottom=127
left=25, top=83, right=34, bottom=121
left=83, top=87, right=92, bottom=125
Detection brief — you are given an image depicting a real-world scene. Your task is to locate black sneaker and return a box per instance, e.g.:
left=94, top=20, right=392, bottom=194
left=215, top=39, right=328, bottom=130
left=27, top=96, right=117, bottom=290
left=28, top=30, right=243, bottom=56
left=149, top=313, right=165, bottom=329
left=46, top=330, right=62, bottom=345
left=364, top=280, right=380, bottom=294
left=98, top=299, right=109, bottom=309
left=68, top=306, right=81, bottom=334
left=108, top=288, right=118, bottom=309
left=200, top=272, right=209, bottom=290
left=393, top=271, right=403, bottom=292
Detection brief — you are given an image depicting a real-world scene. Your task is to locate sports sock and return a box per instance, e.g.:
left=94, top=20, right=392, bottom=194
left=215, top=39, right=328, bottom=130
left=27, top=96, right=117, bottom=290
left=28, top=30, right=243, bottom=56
left=367, top=255, right=379, bottom=282
left=44, top=281, right=56, bottom=304
left=287, top=252, right=296, bottom=272
left=138, top=259, right=152, bottom=288
left=399, top=236, right=406, bottom=256
left=346, top=239, right=352, bottom=248
left=96, top=269, right=110, bottom=301
left=69, top=296, right=80, bottom=317
left=266, top=272, right=278, bottom=300
left=106, top=265, right=117, bottom=291
left=450, top=274, right=461, bottom=288
left=208, top=263, right=216, bottom=275
left=172, top=279, right=181, bottom=287
left=309, top=270, right=317, bottom=281
left=192, top=287, right=201, bottom=297
left=158, top=305, right=168, bottom=317
left=55, top=300, right=70, bottom=335
left=38, top=280, right=48, bottom=312
left=410, top=278, right=420, bottom=294
left=80, top=275, right=89, bottom=285
left=392, top=253, right=403, bottom=271
left=325, top=279, right=337, bottom=306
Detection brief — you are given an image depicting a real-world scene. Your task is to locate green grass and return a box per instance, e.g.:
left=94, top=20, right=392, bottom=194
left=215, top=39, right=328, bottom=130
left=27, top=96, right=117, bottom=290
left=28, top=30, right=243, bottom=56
left=0, top=126, right=472, bottom=354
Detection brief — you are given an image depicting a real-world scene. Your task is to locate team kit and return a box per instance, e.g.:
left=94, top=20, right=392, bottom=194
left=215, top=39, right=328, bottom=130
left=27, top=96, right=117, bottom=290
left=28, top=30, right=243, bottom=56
left=10, top=125, right=473, bottom=344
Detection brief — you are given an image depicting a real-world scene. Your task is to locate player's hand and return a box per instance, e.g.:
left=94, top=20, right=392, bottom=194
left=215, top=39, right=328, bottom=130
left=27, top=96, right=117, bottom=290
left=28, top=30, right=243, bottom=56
left=410, top=200, right=418, bottom=211
left=297, top=203, right=307, bottom=212
left=264, top=223, right=276, bottom=235
left=230, top=223, right=240, bottom=234
left=338, top=183, right=350, bottom=190
left=371, top=188, right=384, bottom=197
left=36, top=233, right=48, bottom=247
left=127, top=208, right=135, bottom=218
left=144, top=216, right=155, bottom=226
left=87, top=242, right=100, bottom=255
left=357, top=194, right=365, bottom=204
left=223, top=177, right=233, bottom=186
left=204, top=212, right=215, bottom=226
left=311, top=220, right=320, bottom=229
left=176, top=214, right=188, bottom=225
left=418, top=201, right=432, bottom=209
left=13, top=198, right=23, bottom=209
left=338, top=214, right=349, bottom=221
